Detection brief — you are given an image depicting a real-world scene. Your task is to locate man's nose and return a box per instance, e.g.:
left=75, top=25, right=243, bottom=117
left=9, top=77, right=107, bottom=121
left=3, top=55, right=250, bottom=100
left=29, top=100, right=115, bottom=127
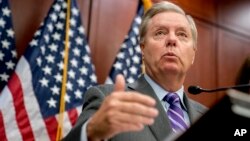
left=166, top=33, right=177, bottom=47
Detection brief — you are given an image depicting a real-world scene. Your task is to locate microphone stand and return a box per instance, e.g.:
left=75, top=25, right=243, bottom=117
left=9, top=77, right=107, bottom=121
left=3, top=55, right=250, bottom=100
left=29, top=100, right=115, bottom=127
left=188, top=84, right=250, bottom=95
left=201, top=84, right=250, bottom=93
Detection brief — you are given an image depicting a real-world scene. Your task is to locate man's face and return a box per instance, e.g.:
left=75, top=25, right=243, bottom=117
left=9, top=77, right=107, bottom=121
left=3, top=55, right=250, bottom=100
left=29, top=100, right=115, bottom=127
left=141, top=11, right=196, bottom=77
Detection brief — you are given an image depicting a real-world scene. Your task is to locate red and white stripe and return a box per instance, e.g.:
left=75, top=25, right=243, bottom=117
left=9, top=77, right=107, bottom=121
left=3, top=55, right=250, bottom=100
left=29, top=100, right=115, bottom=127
left=0, top=57, right=82, bottom=141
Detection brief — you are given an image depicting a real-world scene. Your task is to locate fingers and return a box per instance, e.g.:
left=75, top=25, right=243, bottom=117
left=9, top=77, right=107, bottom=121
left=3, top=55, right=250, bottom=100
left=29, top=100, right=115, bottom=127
left=103, top=93, right=159, bottom=126
left=114, top=74, right=126, bottom=92
left=87, top=74, right=159, bottom=140
left=105, top=93, right=157, bottom=116
left=87, top=99, right=155, bottom=140
left=110, top=91, right=156, bottom=107
left=117, top=100, right=158, bottom=118
left=88, top=105, right=157, bottom=140
left=110, top=110, right=156, bottom=126
left=110, top=74, right=158, bottom=122
left=105, top=115, right=148, bottom=135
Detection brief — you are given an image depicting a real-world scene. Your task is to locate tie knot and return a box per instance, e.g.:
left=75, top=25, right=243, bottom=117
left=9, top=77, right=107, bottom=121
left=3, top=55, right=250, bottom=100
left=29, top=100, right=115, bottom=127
left=163, top=93, right=180, bottom=105
left=163, top=93, right=188, bottom=132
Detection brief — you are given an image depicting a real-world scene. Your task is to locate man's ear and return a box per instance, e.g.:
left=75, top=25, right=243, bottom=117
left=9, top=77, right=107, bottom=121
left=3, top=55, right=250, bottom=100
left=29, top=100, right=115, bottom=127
left=140, top=43, right=145, bottom=56
left=191, top=46, right=197, bottom=64
left=191, top=55, right=195, bottom=64
left=140, top=43, right=146, bottom=73
left=140, top=43, right=145, bottom=49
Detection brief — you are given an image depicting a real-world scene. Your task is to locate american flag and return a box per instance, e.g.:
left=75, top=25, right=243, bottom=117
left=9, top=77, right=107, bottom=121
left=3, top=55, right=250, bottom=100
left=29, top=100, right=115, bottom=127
left=0, top=0, right=17, bottom=91
left=105, top=2, right=144, bottom=84
left=0, top=0, right=97, bottom=140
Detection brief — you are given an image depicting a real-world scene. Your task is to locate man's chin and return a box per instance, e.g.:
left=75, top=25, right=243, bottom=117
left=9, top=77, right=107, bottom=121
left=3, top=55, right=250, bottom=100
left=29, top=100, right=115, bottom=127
left=162, top=66, right=179, bottom=74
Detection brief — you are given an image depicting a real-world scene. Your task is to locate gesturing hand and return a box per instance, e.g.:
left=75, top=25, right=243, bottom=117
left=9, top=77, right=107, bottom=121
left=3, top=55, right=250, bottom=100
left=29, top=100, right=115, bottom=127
left=87, top=74, right=159, bottom=141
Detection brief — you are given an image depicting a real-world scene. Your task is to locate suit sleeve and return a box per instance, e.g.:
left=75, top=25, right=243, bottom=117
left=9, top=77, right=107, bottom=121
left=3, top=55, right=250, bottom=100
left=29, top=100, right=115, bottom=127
left=62, top=85, right=112, bottom=141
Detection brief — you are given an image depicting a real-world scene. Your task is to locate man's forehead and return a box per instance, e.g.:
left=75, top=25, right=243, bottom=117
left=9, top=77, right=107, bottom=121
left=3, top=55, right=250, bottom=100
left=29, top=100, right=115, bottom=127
left=152, top=12, right=189, bottom=24
left=148, top=12, right=191, bottom=29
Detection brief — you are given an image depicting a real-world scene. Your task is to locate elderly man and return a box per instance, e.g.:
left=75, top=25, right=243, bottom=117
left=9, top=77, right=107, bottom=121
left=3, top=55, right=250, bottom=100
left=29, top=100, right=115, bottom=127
left=63, top=1, right=207, bottom=141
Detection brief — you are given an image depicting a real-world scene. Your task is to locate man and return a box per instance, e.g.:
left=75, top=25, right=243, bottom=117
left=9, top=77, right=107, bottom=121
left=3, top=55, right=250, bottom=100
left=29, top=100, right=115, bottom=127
left=63, top=1, right=207, bottom=141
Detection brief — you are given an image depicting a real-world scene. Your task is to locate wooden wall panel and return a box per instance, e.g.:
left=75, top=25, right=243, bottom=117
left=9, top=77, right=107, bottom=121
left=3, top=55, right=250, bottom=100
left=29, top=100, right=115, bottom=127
left=88, top=0, right=138, bottom=83
left=184, top=20, right=218, bottom=107
left=9, top=0, right=54, bottom=57
left=169, top=0, right=216, bottom=23
left=78, top=0, right=90, bottom=32
left=217, top=0, right=250, bottom=38
left=217, top=30, right=250, bottom=98
left=216, top=0, right=250, bottom=98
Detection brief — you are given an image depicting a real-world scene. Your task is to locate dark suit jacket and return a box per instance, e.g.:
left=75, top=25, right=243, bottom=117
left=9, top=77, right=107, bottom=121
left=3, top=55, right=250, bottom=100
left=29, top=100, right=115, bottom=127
left=63, top=75, right=207, bottom=141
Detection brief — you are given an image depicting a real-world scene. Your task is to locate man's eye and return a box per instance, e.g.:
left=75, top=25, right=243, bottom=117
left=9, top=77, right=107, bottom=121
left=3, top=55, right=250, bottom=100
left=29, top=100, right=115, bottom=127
left=177, top=32, right=187, bottom=37
left=155, top=31, right=165, bottom=36
left=153, top=30, right=167, bottom=40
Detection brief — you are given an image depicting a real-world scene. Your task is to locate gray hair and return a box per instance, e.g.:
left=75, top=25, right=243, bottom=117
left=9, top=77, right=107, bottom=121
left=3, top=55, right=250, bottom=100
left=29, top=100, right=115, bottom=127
left=139, top=1, right=198, bottom=48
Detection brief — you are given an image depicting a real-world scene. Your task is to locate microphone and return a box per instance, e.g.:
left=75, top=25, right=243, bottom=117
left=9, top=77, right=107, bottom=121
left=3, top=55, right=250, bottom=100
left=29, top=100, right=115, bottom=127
left=188, top=84, right=250, bottom=95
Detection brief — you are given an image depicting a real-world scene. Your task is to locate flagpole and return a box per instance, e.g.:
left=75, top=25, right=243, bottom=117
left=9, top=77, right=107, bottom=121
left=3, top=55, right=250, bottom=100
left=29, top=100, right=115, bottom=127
left=142, top=0, right=152, bottom=12
left=87, top=0, right=92, bottom=41
left=56, top=0, right=71, bottom=140
left=141, top=0, right=152, bottom=74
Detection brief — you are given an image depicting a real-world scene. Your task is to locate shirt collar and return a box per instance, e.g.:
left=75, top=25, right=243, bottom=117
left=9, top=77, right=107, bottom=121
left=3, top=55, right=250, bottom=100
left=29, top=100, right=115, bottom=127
left=144, top=74, right=187, bottom=110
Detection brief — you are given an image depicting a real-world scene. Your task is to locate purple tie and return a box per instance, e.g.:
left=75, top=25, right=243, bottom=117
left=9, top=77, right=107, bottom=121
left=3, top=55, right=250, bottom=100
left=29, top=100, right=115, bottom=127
left=163, top=93, right=188, bottom=133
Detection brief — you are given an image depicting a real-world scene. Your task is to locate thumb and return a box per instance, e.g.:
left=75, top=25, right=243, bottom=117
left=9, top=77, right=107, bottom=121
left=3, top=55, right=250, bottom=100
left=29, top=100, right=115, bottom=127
left=114, top=74, right=126, bottom=92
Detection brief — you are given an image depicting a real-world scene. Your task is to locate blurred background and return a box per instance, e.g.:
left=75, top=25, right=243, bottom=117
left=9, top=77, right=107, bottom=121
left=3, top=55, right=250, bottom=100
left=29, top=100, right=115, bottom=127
left=9, top=0, right=250, bottom=108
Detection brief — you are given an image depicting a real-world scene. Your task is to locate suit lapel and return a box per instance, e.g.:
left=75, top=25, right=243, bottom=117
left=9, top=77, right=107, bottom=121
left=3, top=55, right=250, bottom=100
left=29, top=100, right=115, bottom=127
left=183, top=94, right=204, bottom=124
left=127, top=75, right=173, bottom=141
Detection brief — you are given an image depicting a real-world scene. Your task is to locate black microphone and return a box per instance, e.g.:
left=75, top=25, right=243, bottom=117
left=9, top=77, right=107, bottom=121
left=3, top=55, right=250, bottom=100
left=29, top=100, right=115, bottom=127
left=188, top=84, right=250, bottom=95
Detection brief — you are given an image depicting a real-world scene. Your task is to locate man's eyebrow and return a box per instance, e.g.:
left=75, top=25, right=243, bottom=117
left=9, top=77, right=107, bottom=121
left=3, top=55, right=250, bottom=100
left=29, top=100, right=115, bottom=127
left=176, top=26, right=192, bottom=33
left=151, top=25, right=167, bottom=30
left=176, top=27, right=188, bottom=31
